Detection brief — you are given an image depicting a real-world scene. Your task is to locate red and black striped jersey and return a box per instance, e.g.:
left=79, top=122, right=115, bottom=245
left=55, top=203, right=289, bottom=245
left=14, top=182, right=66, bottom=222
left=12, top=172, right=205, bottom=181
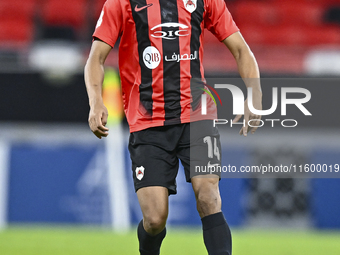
left=93, top=0, right=239, bottom=132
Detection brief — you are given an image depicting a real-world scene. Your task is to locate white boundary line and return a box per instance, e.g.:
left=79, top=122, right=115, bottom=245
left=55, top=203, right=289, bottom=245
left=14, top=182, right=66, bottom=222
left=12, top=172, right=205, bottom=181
left=105, top=123, right=131, bottom=231
left=0, top=140, right=9, bottom=230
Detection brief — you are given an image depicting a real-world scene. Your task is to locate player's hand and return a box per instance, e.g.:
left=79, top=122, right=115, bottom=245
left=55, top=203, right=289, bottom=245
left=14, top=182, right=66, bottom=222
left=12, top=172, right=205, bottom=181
left=233, top=91, right=262, bottom=137
left=88, top=102, right=109, bottom=139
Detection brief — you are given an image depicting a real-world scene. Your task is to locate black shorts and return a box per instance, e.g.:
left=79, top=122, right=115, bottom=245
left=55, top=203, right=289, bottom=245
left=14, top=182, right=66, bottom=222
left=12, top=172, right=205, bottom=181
left=128, top=120, right=221, bottom=195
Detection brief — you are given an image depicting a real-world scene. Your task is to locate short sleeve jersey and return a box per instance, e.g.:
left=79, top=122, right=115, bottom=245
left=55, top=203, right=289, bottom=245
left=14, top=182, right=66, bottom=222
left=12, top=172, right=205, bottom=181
left=93, top=0, right=239, bottom=132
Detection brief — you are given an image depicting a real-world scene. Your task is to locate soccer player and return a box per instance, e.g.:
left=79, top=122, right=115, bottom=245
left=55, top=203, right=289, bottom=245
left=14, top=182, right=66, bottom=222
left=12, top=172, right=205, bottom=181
left=84, top=0, right=262, bottom=254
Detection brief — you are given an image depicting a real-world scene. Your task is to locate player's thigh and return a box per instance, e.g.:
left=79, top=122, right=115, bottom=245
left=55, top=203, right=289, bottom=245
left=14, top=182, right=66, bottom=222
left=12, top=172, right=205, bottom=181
left=129, top=128, right=180, bottom=195
left=137, top=186, right=169, bottom=224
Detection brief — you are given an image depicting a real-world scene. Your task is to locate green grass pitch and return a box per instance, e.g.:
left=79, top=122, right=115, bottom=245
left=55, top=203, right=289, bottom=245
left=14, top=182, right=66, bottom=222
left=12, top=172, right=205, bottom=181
left=0, top=226, right=340, bottom=255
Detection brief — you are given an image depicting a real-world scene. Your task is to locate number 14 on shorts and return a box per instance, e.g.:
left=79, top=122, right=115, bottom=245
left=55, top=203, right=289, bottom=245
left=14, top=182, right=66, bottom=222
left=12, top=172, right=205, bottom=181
left=203, top=136, right=220, bottom=161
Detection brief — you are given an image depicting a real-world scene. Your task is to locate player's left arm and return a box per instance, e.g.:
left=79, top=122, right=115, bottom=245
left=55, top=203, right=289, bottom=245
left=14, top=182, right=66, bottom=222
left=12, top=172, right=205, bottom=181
left=223, top=32, right=262, bottom=136
left=84, top=40, right=112, bottom=139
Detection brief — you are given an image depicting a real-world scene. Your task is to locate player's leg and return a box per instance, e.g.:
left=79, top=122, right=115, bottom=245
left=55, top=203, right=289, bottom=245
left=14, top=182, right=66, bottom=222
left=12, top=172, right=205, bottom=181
left=129, top=125, right=182, bottom=255
left=177, top=121, right=232, bottom=255
left=137, top=186, right=168, bottom=235
left=191, top=176, right=221, bottom=217
left=192, top=176, right=232, bottom=255
left=137, top=186, right=168, bottom=255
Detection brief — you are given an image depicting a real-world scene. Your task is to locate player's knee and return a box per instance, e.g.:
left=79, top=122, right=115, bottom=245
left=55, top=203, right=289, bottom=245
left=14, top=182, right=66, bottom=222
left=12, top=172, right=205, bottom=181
left=144, top=213, right=167, bottom=234
left=196, top=191, right=221, bottom=217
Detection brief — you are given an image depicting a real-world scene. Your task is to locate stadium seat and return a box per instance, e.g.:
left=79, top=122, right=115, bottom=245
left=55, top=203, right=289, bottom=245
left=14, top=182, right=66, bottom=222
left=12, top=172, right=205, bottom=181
left=275, top=2, right=326, bottom=26
left=0, top=0, right=36, bottom=45
left=240, top=25, right=300, bottom=46
left=0, top=0, right=36, bottom=19
left=263, top=25, right=340, bottom=46
left=305, top=25, right=340, bottom=45
left=42, top=0, right=87, bottom=29
left=275, top=26, right=310, bottom=46
left=233, top=2, right=279, bottom=26
left=0, top=18, right=34, bottom=46
left=238, top=24, right=268, bottom=45
left=321, top=0, right=340, bottom=7
left=265, top=0, right=337, bottom=6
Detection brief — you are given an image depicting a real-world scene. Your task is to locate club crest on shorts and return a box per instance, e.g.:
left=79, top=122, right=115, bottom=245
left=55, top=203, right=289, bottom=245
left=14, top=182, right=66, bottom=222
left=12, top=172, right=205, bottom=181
left=183, top=0, right=197, bottom=13
left=136, top=166, right=145, bottom=180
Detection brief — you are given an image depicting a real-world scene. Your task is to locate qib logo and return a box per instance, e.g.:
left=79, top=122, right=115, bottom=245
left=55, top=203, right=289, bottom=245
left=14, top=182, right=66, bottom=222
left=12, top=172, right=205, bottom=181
left=201, top=84, right=312, bottom=128
left=143, top=46, right=161, bottom=69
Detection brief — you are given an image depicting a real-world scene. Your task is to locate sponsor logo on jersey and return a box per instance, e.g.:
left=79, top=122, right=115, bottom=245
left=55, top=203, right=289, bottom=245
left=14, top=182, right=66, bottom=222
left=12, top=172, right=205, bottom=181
left=165, top=50, right=197, bottom=62
left=183, top=0, right=197, bottom=13
left=143, top=46, right=161, bottom=69
left=136, top=166, right=145, bottom=180
left=135, top=3, right=153, bottom=12
left=151, top=23, right=189, bottom=40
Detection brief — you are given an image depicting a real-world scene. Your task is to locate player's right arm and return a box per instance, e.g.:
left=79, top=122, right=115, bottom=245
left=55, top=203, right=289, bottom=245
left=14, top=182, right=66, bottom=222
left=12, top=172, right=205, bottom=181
left=84, top=39, right=112, bottom=139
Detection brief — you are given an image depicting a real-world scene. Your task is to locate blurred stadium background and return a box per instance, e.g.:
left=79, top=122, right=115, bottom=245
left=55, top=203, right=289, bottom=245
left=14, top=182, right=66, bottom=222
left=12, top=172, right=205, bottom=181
left=1, top=0, right=340, bottom=254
